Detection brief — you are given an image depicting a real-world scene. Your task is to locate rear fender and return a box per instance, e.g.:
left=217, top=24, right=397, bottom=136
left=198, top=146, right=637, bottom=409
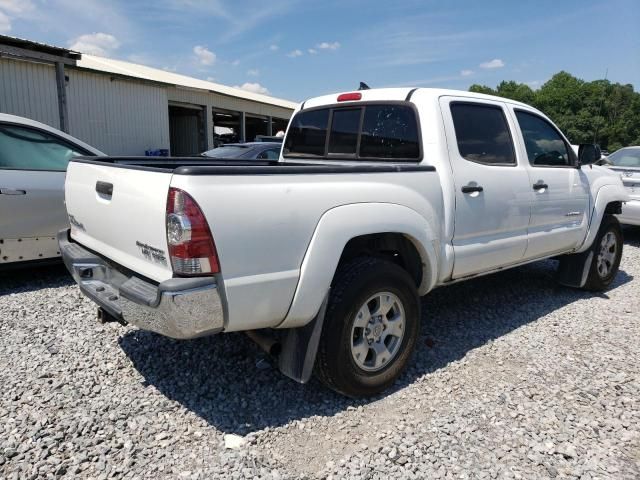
left=278, top=202, right=438, bottom=329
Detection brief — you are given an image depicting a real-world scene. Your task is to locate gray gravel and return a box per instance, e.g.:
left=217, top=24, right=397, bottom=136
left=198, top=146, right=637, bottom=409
left=1, top=229, right=639, bottom=479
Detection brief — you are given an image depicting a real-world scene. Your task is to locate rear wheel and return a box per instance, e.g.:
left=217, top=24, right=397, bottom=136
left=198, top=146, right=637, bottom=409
left=315, top=257, right=420, bottom=398
left=583, top=215, right=623, bottom=291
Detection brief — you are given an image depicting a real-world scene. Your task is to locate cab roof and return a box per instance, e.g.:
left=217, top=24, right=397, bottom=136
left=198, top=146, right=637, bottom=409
left=301, top=87, right=533, bottom=111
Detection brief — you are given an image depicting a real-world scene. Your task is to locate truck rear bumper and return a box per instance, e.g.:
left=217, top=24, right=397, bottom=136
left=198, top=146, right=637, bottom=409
left=58, top=229, right=225, bottom=339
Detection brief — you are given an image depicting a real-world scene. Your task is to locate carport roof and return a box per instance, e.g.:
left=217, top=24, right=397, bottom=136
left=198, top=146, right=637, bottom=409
left=77, top=54, right=298, bottom=110
left=0, top=34, right=81, bottom=64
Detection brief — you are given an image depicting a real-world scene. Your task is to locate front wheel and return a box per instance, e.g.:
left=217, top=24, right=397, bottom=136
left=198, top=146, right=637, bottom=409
left=583, top=215, right=623, bottom=291
left=315, top=257, right=420, bottom=398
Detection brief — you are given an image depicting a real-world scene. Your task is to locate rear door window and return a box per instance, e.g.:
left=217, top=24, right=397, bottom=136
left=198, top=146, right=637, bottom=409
left=450, top=103, right=516, bottom=165
left=0, top=124, right=90, bottom=171
left=284, top=103, right=420, bottom=161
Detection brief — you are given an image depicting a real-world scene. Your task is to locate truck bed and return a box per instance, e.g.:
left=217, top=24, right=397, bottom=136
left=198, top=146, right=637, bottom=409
left=64, top=155, right=440, bottom=332
left=71, top=156, right=435, bottom=175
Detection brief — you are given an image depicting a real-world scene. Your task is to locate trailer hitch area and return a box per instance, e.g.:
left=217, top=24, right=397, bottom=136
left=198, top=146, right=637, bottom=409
left=97, top=307, right=127, bottom=326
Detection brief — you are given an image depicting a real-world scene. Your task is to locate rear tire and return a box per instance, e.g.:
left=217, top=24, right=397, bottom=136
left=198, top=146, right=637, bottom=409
left=315, top=257, right=420, bottom=398
left=583, top=215, right=623, bottom=291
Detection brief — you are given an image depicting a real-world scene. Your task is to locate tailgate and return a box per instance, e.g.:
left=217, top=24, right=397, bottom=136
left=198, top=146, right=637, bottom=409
left=64, top=161, right=174, bottom=282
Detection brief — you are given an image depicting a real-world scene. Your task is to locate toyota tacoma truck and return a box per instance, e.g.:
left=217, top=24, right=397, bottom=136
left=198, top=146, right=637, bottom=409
left=59, top=88, right=629, bottom=397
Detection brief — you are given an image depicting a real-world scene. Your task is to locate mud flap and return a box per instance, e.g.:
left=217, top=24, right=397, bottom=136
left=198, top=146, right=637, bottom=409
left=556, top=250, right=593, bottom=288
left=278, top=293, right=328, bottom=384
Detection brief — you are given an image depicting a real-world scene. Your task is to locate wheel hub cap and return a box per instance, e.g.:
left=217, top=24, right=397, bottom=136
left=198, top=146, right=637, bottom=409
left=350, top=292, right=406, bottom=372
left=596, top=231, right=617, bottom=278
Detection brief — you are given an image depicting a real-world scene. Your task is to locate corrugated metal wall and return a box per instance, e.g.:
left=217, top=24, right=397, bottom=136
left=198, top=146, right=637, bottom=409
left=0, top=58, right=60, bottom=129
left=1, top=57, right=293, bottom=155
left=66, top=69, right=170, bottom=155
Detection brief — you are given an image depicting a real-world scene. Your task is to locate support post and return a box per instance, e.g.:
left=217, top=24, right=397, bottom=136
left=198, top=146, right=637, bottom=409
left=267, top=116, right=273, bottom=136
left=239, top=111, right=246, bottom=143
left=55, top=62, right=69, bottom=133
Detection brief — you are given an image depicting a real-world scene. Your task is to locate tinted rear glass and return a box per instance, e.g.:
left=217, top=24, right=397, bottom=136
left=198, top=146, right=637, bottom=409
left=284, top=109, right=329, bottom=157
left=328, top=108, right=361, bottom=155
left=284, top=103, right=420, bottom=161
left=360, top=105, right=420, bottom=159
left=450, top=103, right=515, bottom=165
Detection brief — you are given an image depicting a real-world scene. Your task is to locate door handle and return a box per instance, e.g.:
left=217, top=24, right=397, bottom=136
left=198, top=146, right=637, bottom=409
left=461, top=185, right=484, bottom=194
left=532, top=182, right=549, bottom=190
left=95, top=181, right=113, bottom=196
left=0, top=188, right=26, bottom=195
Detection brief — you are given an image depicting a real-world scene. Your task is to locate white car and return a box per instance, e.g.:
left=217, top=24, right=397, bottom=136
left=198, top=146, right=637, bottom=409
left=0, top=114, right=103, bottom=268
left=59, top=88, right=627, bottom=397
left=605, top=146, right=640, bottom=226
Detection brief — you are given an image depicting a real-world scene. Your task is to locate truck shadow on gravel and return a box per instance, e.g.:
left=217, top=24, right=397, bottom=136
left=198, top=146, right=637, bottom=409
left=623, top=226, right=640, bottom=246
left=0, top=263, right=72, bottom=295
left=118, top=258, right=633, bottom=435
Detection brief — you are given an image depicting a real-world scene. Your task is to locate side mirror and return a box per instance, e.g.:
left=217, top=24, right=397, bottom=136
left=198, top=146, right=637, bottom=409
left=578, top=144, right=602, bottom=166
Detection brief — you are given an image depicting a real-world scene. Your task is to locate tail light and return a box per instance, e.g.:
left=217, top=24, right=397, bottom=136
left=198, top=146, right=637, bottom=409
left=166, top=187, right=220, bottom=275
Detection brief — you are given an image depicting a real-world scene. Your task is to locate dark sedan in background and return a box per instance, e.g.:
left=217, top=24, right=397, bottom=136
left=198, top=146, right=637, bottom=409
left=201, top=142, right=281, bottom=160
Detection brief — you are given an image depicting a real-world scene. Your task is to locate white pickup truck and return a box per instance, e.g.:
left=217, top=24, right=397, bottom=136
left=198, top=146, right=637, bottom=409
left=59, top=88, right=628, bottom=397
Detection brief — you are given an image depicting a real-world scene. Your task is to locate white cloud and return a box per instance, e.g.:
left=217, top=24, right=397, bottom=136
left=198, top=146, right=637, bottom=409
left=308, top=48, right=317, bottom=55
left=193, top=45, right=216, bottom=65
left=0, top=0, right=35, bottom=32
left=206, top=76, right=217, bottom=82
left=287, top=49, right=303, bottom=58
left=269, top=44, right=279, bottom=51
left=234, top=82, right=270, bottom=95
left=460, top=69, right=474, bottom=77
left=231, top=59, right=240, bottom=66
left=317, top=41, right=340, bottom=50
left=0, top=11, right=10, bottom=32
left=69, top=33, right=121, bottom=56
left=247, top=68, right=259, bottom=76
left=479, top=58, right=505, bottom=69
left=0, top=0, right=34, bottom=14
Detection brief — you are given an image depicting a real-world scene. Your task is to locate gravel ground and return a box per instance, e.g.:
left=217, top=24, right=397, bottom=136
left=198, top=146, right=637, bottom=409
left=1, top=229, right=639, bottom=480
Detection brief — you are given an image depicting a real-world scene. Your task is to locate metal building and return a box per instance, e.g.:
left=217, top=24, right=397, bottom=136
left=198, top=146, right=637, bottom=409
left=0, top=35, right=297, bottom=155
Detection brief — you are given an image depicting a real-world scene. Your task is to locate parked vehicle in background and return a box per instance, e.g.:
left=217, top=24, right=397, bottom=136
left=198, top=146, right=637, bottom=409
left=254, top=135, right=284, bottom=143
left=201, top=142, right=281, bottom=160
left=59, top=88, right=628, bottom=397
left=605, top=146, right=640, bottom=226
left=0, top=114, right=103, bottom=268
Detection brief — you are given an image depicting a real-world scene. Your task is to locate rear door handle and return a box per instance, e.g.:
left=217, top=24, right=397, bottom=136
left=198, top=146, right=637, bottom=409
left=533, top=182, right=548, bottom=190
left=95, top=181, right=113, bottom=196
left=461, top=185, right=484, bottom=194
left=0, top=188, right=26, bottom=195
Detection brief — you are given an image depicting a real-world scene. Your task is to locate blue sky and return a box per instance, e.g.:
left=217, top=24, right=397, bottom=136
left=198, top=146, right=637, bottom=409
left=1, top=0, right=638, bottom=102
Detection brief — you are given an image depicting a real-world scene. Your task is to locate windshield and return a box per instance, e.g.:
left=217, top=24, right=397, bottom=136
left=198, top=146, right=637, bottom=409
left=202, top=146, right=249, bottom=158
left=608, top=147, right=640, bottom=167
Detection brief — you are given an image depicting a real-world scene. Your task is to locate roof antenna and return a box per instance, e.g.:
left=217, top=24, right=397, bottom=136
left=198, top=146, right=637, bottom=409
left=358, top=82, right=371, bottom=90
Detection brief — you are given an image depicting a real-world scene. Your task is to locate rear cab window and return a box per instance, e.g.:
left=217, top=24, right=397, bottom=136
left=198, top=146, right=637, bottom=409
left=284, top=103, right=421, bottom=161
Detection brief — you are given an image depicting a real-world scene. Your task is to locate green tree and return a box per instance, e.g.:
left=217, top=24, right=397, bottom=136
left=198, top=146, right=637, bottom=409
left=468, top=72, right=640, bottom=150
